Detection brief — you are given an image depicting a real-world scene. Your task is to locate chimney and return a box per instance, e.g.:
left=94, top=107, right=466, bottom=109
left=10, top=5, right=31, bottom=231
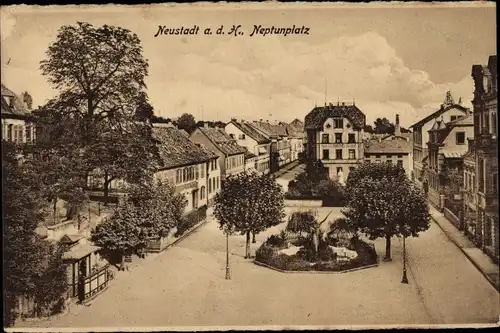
left=241, top=119, right=245, bottom=123
left=259, top=118, right=263, bottom=122
left=394, top=114, right=401, bottom=137
left=266, top=120, right=269, bottom=123
left=341, top=102, right=345, bottom=106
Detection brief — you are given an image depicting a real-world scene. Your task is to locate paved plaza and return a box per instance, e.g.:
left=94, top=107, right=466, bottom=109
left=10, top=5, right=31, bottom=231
left=18, top=201, right=499, bottom=329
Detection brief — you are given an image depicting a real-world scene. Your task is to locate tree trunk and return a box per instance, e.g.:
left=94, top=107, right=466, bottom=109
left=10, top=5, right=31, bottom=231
left=384, top=234, right=392, bottom=261
left=120, top=252, right=125, bottom=271
left=252, top=232, right=256, bottom=243
left=245, top=231, right=251, bottom=259
left=103, top=171, right=109, bottom=206
left=53, top=198, right=57, bottom=225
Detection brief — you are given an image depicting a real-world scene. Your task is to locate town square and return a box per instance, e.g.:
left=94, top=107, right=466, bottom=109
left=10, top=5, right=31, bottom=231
left=1, top=2, right=499, bottom=330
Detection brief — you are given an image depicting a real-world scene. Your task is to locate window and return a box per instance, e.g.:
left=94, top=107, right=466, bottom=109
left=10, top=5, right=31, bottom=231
left=456, top=132, right=465, bottom=145
left=335, top=149, right=343, bottom=160
left=213, top=177, right=216, bottom=191
left=322, top=134, right=329, bottom=143
left=397, top=160, right=403, bottom=167
left=26, top=125, right=32, bottom=143
left=217, top=176, right=220, bottom=189
left=195, top=166, right=199, bottom=180
left=337, top=167, right=343, bottom=174
left=387, top=159, right=393, bottom=164
left=348, top=133, right=355, bottom=143
left=176, top=169, right=182, bottom=184
left=386, top=154, right=392, bottom=158
left=335, top=133, right=342, bottom=143
left=397, top=154, right=403, bottom=158
left=200, top=186, right=206, bottom=200
left=201, top=164, right=205, bottom=178
left=492, top=112, right=497, bottom=136
left=450, top=116, right=458, bottom=122
left=208, top=178, right=212, bottom=193
left=493, top=173, right=498, bottom=196
left=348, top=149, right=355, bottom=159
left=334, top=119, right=343, bottom=129
left=322, top=149, right=330, bottom=160
left=239, top=134, right=245, bottom=140
left=375, top=154, right=381, bottom=159
left=478, top=159, right=485, bottom=192
left=7, top=124, right=13, bottom=142
left=229, top=134, right=235, bottom=139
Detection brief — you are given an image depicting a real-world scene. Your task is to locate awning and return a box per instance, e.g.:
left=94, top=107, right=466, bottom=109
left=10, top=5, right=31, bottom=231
left=62, top=243, right=101, bottom=261
left=258, top=147, right=267, bottom=154
left=443, top=151, right=465, bottom=158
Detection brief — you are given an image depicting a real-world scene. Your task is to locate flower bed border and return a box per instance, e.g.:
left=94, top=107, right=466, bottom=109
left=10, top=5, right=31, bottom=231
left=253, top=258, right=379, bottom=274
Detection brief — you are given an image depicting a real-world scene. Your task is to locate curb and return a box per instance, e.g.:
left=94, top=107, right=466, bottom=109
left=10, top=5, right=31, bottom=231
left=430, top=215, right=500, bottom=292
left=253, top=259, right=379, bottom=274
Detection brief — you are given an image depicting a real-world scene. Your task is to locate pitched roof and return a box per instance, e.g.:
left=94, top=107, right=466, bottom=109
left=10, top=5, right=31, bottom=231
left=244, top=149, right=257, bottom=159
left=365, top=138, right=412, bottom=154
left=281, top=122, right=305, bottom=139
left=229, top=120, right=270, bottom=144
left=252, top=121, right=288, bottom=137
left=409, top=103, right=469, bottom=129
left=304, top=103, right=366, bottom=130
left=197, top=127, right=247, bottom=156
left=1, top=84, right=30, bottom=118
left=442, top=151, right=466, bottom=159
left=153, top=126, right=217, bottom=169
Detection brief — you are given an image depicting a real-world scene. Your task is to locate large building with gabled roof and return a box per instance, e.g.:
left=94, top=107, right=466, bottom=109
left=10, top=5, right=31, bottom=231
left=409, top=91, right=470, bottom=190
left=304, top=101, right=366, bottom=182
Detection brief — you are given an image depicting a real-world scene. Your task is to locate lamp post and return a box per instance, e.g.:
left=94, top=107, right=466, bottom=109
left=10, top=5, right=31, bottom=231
left=401, top=230, right=409, bottom=284
left=225, top=230, right=231, bottom=280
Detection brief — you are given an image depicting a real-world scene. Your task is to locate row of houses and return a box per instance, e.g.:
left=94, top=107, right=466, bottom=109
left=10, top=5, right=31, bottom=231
left=303, top=102, right=413, bottom=183
left=409, top=55, right=498, bottom=264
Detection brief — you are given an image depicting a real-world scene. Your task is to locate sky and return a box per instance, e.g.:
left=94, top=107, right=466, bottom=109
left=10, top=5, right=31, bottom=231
left=0, top=3, right=496, bottom=128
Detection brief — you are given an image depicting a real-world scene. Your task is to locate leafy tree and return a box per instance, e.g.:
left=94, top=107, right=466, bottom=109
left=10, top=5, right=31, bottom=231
left=39, top=21, right=158, bottom=205
left=90, top=206, right=143, bottom=270
left=2, top=142, right=67, bottom=326
left=288, top=159, right=328, bottom=196
left=374, top=117, right=395, bottom=135
left=91, top=179, right=186, bottom=268
left=364, top=124, right=374, bottom=134
left=176, top=113, right=197, bottom=134
left=214, top=172, right=285, bottom=258
left=343, top=175, right=430, bottom=261
left=345, top=161, right=407, bottom=193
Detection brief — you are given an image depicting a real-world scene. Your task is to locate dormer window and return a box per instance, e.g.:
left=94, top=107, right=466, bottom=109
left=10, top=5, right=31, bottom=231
left=334, top=119, right=343, bottom=129
left=7, top=96, right=14, bottom=107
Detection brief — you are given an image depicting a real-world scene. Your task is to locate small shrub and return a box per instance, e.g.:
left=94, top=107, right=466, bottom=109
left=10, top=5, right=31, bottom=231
left=266, top=235, right=285, bottom=248
left=318, top=238, right=334, bottom=261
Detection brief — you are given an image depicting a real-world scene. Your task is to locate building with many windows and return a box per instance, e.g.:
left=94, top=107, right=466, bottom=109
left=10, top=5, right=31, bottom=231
left=224, top=119, right=271, bottom=174
left=304, top=102, right=366, bottom=182
left=426, top=112, right=474, bottom=208
left=364, top=115, right=413, bottom=178
left=463, top=138, right=478, bottom=240
left=247, top=120, right=292, bottom=171
left=409, top=91, right=470, bottom=190
left=1, top=84, right=35, bottom=144
left=152, top=124, right=220, bottom=214
left=471, top=55, right=498, bottom=262
left=190, top=124, right=246, bottom=182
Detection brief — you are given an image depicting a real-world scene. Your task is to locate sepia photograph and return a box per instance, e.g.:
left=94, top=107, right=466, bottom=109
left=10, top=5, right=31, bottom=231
left=1, top=1, right=498, bottom=331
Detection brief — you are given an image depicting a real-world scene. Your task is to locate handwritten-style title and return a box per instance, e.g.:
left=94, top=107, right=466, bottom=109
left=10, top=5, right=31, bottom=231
left=154, top=24, right=310, bottom=37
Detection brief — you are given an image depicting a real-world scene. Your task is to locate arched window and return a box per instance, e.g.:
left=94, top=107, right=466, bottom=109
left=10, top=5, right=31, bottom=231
left=200, top=186, right=206, bottom=200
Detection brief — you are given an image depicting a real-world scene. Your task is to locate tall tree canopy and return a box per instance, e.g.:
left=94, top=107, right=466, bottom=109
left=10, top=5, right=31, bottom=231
left=214, top=172, right=286, bottom=258
left=343, top=162, right=430, bottom=260
left=3, top=142, right=67, bottom=326
left=38, top=21, right=160, bottom=205
left=176, top=113, right=197, bottom=134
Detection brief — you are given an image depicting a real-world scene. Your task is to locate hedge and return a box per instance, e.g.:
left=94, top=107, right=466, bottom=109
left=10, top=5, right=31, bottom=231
left=174, top=205, right=208, bottom=237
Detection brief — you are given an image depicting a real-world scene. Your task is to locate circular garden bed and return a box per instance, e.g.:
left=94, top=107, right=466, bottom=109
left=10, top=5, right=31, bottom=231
left=255, top=232, right=378, bottom=272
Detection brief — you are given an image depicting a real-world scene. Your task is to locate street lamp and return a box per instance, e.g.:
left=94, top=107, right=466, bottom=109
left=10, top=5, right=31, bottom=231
left=225, top=230, right=231, bottom=280
left=401, top=227, right=409, bottom=284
